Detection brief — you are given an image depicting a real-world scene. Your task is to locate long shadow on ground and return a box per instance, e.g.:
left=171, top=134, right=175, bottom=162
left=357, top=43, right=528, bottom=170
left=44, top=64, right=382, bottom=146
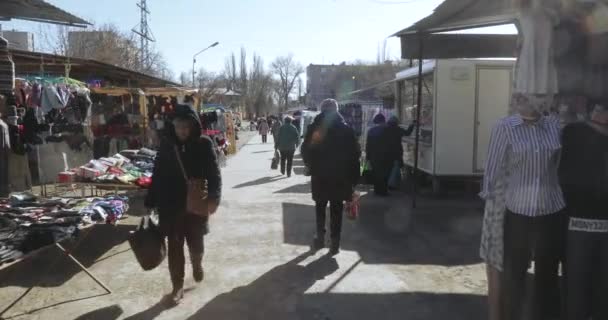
left=177, top=250, right=484, bottom=320
left=281, top=190, right=483, bottom=266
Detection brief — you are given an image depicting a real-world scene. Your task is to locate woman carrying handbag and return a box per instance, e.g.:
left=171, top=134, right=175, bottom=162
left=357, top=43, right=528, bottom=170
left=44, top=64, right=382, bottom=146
left=145, top=104, right=222, bottom=305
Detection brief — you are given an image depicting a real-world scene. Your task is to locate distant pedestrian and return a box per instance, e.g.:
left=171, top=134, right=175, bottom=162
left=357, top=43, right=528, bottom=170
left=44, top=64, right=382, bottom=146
left=145, top=104, right=222, bottom=305
left=276, top=116, right=300, bottom=177
left=258, top=119, right=270, bottom=143
left=365, top=113, right=390, bottom=196
left=271, top=116, right=283, bottom=149
left=302, top=99, right=360, bottom=255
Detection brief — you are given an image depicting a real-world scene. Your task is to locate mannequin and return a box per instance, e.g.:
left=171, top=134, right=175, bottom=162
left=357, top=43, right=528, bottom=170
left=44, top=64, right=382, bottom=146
left=559, top=104, right=608, bottom=320
left=482, top=93, right=565, bottom=320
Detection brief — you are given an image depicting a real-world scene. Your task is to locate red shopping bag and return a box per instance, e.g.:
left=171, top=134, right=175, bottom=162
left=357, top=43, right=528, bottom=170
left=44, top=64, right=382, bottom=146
left=345, top=192, right=360, bottom=220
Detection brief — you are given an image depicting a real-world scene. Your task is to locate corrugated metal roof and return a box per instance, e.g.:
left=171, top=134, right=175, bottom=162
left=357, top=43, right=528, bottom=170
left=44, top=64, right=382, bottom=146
left=0, top=0, right=90, bottom=27
left=393, top=0, right=515, bottom=36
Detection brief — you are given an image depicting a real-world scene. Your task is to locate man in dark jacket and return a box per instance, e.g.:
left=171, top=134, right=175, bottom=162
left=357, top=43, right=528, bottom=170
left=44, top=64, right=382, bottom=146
left=301, top=99, right=360, bottom=255
left=145, top=104, right=222, bottom=305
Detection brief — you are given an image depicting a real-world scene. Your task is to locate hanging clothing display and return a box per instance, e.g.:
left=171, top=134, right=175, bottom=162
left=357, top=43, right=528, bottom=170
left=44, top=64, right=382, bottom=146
left=0, top=119, right=10, bottom=197
left=514, top=5, right=559, bottom=96
left=0, top=37, right=15, bottom=93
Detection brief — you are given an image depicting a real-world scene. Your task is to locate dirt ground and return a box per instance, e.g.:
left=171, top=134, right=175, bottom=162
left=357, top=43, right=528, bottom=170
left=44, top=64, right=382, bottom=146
left=0, top=132, right=488, bottom=320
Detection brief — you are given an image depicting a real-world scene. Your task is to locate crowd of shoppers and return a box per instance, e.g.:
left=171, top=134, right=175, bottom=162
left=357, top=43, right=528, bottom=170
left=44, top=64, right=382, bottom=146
left=481, top=96, right=608, bottom=320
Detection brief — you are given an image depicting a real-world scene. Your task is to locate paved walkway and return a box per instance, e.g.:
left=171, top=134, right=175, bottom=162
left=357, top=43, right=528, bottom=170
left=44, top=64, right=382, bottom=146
left=0, top=135, right=487, bottom=320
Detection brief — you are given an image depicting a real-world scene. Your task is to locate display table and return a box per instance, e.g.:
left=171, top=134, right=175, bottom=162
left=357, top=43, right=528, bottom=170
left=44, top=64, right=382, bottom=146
left=46, top=182, right=142, bottom=198
left=0, top=223, right=112, bottom=317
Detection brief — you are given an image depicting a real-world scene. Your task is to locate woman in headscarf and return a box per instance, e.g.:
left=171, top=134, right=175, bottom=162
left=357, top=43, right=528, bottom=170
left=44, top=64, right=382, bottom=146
left=145, top=104, right=222, bottom=305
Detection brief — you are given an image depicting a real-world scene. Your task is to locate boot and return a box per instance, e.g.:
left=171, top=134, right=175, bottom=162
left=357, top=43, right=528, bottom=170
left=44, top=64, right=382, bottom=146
left=312, top=233, right=325, bottom=251
left=169, top=278, right=184, bottom=306
left=170, top=287, right=184, bottom=305
left=329, top=237, right=340, bottom=256
left=191, top=253, right=204, bottom=283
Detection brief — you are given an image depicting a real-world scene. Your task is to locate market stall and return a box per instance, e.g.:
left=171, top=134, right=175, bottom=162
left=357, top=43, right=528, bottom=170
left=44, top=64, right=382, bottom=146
left=51, top=147, right=156, bottom=197
left=90, top=87, right=147, bottom=158
left=10, top=76, right=94, bottom=186
left=144, top=87, right=199, bottom=149
left=393, top=0, right=608, bottom=202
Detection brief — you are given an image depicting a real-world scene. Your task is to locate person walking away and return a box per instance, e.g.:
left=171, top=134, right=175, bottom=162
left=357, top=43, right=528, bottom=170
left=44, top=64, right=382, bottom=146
left=302, top=99, right=360, bottom=255
left=482, top=94, right=566, bottom=320
left=144, top=104, right=222, bottom=305
left=559, top=104, right=608, bottom=320
left=259, top=119, right=270, bottom=143
left=383, top=116, right=415, bottom=189
left=365, top=114, right=390, bottom=196
left=271, top=117, right=283, bottom=149
left=276, top=116, right=300, bottom=177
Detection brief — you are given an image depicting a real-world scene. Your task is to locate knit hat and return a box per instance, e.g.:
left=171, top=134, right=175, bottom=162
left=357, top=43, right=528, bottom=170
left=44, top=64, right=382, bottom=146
left=373, top=113, right=386, bottom=124
left=320, top=99, right=338, bottom=113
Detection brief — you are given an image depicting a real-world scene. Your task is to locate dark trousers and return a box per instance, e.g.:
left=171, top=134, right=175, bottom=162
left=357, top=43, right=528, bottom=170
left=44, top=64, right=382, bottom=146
left=503, top=210, right=566, bottom=320
left=315, top=200, right=344, bottom=245
left=372, top=163, right=390, bottom=195
left=566, top=228, right=608, bottom=320
left=280, top=149, right=295, bottom=175
left=261, top=135, right=267, bottom=143
left=166, top=214, right=206, bottom=289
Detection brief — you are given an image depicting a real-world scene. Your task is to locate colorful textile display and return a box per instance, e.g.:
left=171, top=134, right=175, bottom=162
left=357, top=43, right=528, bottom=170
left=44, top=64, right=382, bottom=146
left=68, top=148, right=156, bottom=187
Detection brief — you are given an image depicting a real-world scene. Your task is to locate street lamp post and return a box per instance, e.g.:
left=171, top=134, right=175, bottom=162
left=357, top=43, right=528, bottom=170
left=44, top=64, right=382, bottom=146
left=192, top=41, right=219, bottom=86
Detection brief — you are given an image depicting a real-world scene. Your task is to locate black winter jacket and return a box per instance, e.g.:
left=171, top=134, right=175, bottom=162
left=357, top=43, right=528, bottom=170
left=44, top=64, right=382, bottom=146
left=301, top=112, right=360, bottom=201
left=144, top=105, right=222, bottom=216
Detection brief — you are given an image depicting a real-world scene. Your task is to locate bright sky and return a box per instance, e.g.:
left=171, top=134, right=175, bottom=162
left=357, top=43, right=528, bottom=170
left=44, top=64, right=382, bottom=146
left=3, top=0, right=514, bottom=78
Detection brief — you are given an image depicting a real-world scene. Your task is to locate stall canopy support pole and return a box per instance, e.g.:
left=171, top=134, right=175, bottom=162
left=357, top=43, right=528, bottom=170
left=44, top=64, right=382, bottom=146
left=412, top=33, right=424, bottom=210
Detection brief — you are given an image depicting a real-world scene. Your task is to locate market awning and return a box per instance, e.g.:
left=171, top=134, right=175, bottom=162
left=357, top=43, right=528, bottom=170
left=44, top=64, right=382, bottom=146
left=393, top=0, right=515, bottom=36
left=0, top=0, right=90, bottom=27
left=400, top=33, right=517, bottom=59
left=11, top=49, right=180, bottom=88
left=144, top=87, right=199, bottom=96
left=91, top=87, right=145, bottom=96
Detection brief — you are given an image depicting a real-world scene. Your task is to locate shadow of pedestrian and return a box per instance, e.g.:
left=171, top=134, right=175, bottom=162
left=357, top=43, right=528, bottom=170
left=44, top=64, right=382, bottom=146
left=73, top=304, right=123, bottom=320
left=232, top=175, right=285, bottom=189
left=184, top=251, right=339, bottom=320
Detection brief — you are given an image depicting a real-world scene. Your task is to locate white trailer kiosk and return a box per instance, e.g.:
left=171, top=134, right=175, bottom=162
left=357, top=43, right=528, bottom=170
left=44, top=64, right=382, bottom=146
left=396, top=59, right=515, bottom=191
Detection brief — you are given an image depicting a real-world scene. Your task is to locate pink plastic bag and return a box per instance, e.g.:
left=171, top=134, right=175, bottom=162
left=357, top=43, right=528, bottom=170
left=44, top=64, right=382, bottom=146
left=345, top=192, right=360, bottom=220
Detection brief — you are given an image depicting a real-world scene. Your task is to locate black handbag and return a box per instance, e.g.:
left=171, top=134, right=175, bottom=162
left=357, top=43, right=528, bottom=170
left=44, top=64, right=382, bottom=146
left=128, top=216, right=166, bottom=271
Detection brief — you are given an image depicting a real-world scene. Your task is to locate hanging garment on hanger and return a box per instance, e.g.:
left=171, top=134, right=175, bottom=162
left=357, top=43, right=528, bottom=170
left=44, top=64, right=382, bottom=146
left=515, top=6, right=559, bottom=95
left=28, top=83, right=42, bottom=108
left=0, top=118, right=10, bottom=197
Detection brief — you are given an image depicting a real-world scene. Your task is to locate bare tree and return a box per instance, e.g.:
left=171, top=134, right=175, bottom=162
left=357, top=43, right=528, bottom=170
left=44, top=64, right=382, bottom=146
left=223, top=48, right=276, bottom=116
left=196, top=68, right=226, bottom=103
left=271, top=54, right=304, bottom=110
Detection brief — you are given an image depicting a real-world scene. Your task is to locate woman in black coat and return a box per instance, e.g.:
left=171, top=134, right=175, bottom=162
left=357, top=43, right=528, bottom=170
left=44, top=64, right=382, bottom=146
left=145, top=104, right=222, bottom=305
left=301, top=99, right=360, bottom=255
